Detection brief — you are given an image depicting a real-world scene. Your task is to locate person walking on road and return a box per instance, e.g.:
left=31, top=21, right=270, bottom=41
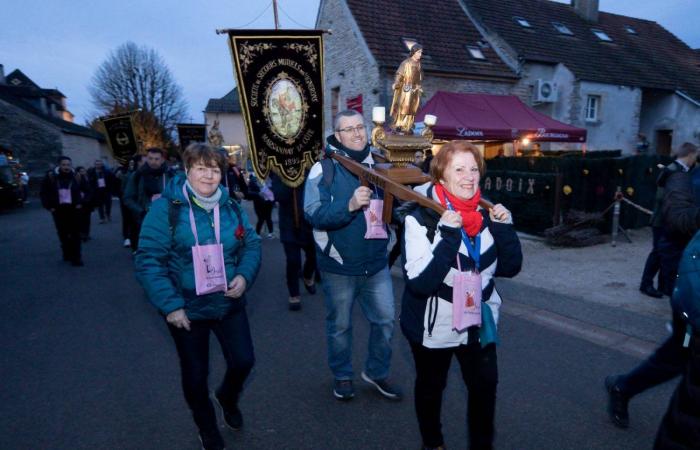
left=249, top=174, right=275, bottom=238
left=75, top=166, right=94, bottom=242
left=134, top=143, right=261, bottom=450
left=304, top=109, right=402, bottom=402
left=87, top=159, right=116, bottom=224
left=606, top=142, right=700, bottom=430
left=399, top=141, right=522, bottom=450
left=123, top=148, right=174, bottom=251
left=39, top=156, right=90, bottom=266
left=653, top=229, right=700, bottom=449
left=271, top=171, right=318, bottom=311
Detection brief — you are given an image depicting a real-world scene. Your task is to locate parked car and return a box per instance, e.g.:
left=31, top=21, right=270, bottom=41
left=0, top=164, right=24, bottom=208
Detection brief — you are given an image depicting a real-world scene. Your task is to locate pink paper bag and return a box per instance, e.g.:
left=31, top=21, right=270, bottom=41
left=363, top=199, right=388, bottom=239
left=452, top=270, right=482, bottom=332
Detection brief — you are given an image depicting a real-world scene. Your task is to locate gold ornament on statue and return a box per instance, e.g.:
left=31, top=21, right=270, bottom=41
left=390, top=44, right=423, bottom=134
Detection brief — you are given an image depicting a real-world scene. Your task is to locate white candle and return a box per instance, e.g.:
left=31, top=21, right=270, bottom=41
left=424, top=114, right=437, bottom=126
left=372, top=106, right=385, bottom=123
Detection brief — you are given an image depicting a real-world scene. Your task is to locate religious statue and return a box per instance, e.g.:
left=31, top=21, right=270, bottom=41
left=390, top=44, right=423, bottom=133
left=208, top=120, right=225, bottom=148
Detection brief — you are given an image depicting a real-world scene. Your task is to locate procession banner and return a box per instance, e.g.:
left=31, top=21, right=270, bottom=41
left=225, top=29, right=324, bottom=187
left=177, top=124, right=207, bottom=151
left=101, top=113, right=138, bottom=165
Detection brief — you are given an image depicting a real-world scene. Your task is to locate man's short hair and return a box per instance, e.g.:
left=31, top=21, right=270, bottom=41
left=675, top=142, right=699, bottom=158
left=409, top=43, right=423, bottom=56
left=57, top=156, right=72, bottom=164
left=333, top=109, right=364, bottom=131
left=146, top=147, right=164, bottom=156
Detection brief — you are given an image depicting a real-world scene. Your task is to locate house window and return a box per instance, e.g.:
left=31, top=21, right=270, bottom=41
left=552, top=22, right=573, bottom=36
left=514, top=17, right=531, bottom=28
left=625, top=25, right=637, bottom=34
left=467, top=46, right=486, bottom=60
left=331, top=87, right=340, bottom=118
left=585, top=95, right=601, bottom=122
left=402, top=37, right=418, bottom=52
left=592, top=29, right=613, bottom=42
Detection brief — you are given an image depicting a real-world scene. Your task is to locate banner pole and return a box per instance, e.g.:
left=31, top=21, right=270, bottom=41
left=272, top=0, right=280, bottom=30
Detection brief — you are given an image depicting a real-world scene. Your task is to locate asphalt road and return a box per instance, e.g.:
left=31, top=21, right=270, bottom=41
left=0, top=202, right=675, bottom=449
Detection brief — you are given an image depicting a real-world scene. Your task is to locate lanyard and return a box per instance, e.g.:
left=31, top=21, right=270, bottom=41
left=182, top=184, right=221, bottom=245
left=444, top=197, right=480, bottom=271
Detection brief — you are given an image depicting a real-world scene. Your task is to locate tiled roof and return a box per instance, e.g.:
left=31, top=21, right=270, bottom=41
left=345, top=0, right=518, bottom=80
left=464, top=0, right=700, bottom=101
left=0, top=85, right=104, bottom=141
left=205, top=88, right=241, bottom=113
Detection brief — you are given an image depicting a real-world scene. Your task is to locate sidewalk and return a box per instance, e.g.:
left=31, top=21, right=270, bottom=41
left=516, top=226, right=670, bottom=319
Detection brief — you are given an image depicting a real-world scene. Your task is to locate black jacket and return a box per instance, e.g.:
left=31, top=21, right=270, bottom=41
left=39, top=170, right=90, bottom=210
left=87, top=167, right=117, bottom=197
left=662, top=163, right=700, bottom=243
left=270, top=172, right=313, bottom=246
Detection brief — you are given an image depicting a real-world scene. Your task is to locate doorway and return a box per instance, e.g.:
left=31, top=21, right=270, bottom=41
left=655, top=129, right=673, bottom=156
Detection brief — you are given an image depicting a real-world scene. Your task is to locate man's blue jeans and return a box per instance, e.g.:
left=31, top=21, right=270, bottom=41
left=321, top=267, right=395, bottom=381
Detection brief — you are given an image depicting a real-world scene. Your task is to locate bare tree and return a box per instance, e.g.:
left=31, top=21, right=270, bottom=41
left=89, top=41, right=188, bottom=149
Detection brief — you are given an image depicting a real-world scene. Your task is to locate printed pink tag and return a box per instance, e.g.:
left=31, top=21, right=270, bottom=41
left=452, top=270, right=482, bottom=332
left=58, top=188, right=72, bottom=205
left=363, top=199, right=388, bottom=239
left=97, top=178, right=106, bottom=188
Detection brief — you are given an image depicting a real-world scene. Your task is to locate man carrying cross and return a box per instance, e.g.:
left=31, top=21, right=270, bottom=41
left=303, top=109, right=402, bottom=402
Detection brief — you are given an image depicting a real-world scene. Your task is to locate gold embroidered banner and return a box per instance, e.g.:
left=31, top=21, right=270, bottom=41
left=226, top=29, right=324, bottom=187
left=101, top=113, right=138, bottom=165
left=176, top=124, right=207, bottom=151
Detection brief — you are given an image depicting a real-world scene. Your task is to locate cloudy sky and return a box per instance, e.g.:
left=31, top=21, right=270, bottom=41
left=1, top=0, right=698, bottom=126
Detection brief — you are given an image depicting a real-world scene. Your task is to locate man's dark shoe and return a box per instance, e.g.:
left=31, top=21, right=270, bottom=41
left=605, top=375, right=630, bottom=428
left=214, top=390, right=243, bottom=430
left=639, top=285, right=663, bottom=298
left=361, top=371, right=403, bottom=401
left=333, top=379, right=355, bottom=401
left=198, top=428, right=226, bottom=450
left=303, top=278, right=317, bottom=295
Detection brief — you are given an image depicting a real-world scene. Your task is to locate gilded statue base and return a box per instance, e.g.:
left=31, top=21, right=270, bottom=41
left=370, top=121, right=433, bottom=185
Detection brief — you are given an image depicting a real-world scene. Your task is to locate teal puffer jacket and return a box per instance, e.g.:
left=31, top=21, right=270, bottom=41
left=135, top=174, right=261, bottom=320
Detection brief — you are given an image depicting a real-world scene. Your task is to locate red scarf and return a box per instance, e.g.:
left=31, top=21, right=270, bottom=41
left=434, top=183, right=483, bottom=237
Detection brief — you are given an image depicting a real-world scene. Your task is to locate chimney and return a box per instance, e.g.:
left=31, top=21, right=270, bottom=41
left=0, top=64, right=5, bottom=85
left=572, top=0, right=599, bottom=22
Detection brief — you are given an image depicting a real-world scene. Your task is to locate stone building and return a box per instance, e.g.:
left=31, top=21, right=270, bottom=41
left=0, top=65, right=110, bottom=178
left=317, top=0, right=700, bottom=153
left=204, top=87, right=249, bottom=164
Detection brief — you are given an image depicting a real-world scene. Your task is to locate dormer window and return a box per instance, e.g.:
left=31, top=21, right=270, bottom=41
left=466, top=46, right=486, bottom=60
left=625, top=25, right=637, bottom=34
left=592, top=29, right=613, bottom=42
left=514, top=17, right=532, bottom=28
left=552, top=22, right=573, bottom=36
left=402, top=37, right=418, bottom=52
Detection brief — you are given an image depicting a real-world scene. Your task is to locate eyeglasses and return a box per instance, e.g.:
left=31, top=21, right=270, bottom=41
left=336, top=125, right=366, bottom=135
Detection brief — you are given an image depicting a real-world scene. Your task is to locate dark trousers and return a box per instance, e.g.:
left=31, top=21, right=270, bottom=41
left=119, top=198, right=131, bottom=240
left=410, top=341, right=498, bottom=450
left=618, top=311, right=689, bottom=399
left=282, top=241, right=317, bottom=297
left=654, top=332, right=700, bottom=449
left=51, top=207, right=82, bottom=263
left=79, top=207, right=92, bottom=240
left=254, top=200, right=274, bottom=234
left=96, top=190, right=112, bottom=220
left=168, top=309, right=255, bottom=434
left=640, top=226, right=663, bottom=290
left=129, top=215, right=142, bottom=251
left=658, top=233, right=686, bottom=297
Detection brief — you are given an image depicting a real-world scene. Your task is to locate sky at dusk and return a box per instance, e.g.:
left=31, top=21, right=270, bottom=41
left=1, top=0, right=698, bottom=126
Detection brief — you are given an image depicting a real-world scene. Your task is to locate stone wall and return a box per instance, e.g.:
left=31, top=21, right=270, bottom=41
left=0, top=98, right=62, bottom=178
left=640, top=91, right=700, bottom=152
left=61, top=133, right=112, bottom=170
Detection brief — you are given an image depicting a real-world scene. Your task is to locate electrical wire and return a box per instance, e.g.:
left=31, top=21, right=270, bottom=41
left=233, top=1, right=274, bottom=29
left=277, top=2, right=312, bottom=29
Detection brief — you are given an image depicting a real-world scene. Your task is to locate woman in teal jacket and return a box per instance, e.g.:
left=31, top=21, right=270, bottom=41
left=135, top=143, right=261, bottom=450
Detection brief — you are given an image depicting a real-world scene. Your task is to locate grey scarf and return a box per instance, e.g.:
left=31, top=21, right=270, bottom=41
left=185, top=180, right=222, bottom=212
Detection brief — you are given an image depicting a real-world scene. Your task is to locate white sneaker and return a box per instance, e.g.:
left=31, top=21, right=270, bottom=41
left=123, top=238, right=131, bottom=248
left=267, top=233, right=275, bottom=239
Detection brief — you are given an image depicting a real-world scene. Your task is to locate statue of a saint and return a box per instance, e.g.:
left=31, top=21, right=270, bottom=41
left=208, top=120, right=224, bottom=148
left=390, top=44, right=423, bottom=133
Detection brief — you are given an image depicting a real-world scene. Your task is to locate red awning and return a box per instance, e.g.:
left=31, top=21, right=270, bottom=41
left=416, top=91, right=587, bottom=143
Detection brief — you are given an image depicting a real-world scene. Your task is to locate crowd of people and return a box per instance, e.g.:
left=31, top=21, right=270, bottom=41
left=37, top=111, right=700, bottom=449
